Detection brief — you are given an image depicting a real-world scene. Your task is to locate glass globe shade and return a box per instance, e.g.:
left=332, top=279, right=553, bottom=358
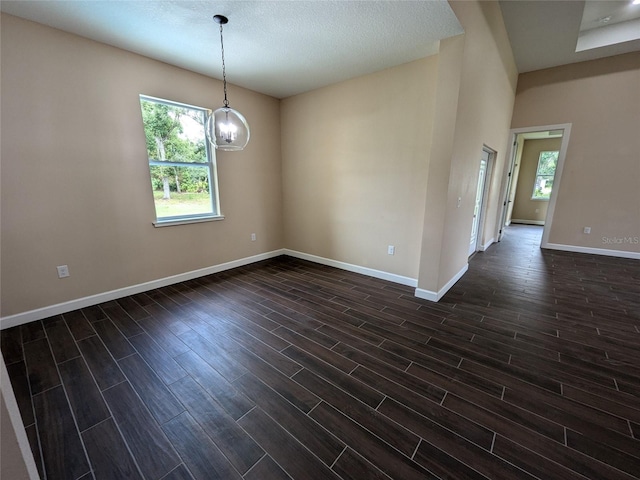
left=206, top=107, right=250, bottom=151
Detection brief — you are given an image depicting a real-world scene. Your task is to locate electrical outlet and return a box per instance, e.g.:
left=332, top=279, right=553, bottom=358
left=57, top=265, right=70, bottom=278
left=251, top=233, right=256, bottom=241
left=583, top=227, right=591, bottom=234
left=387, top=245, right=395, bottom=255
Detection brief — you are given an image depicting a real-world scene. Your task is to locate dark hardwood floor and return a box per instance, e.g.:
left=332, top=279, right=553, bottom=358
left=2, top=224, right=640, bottom=480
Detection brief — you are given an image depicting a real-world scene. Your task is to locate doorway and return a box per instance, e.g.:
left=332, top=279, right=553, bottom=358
left=498, top=124, right=572, bottom=247
left=469, top=147, right=494, bottom=256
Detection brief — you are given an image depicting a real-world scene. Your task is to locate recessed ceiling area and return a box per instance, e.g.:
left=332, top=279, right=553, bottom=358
left=577, top=0, right=640, bottom=52
left=0, top=0, right=463, bottom=99
left=499, top=0, right=640, bottom=73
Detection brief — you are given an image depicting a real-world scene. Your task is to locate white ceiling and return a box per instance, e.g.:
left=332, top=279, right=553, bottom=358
left=2, top=1, right=639, bottom=98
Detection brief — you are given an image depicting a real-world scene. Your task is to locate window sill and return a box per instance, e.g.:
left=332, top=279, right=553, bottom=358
left=530, top=198, right=550, bottom=202
left=153, top=215, right=225, bottom=228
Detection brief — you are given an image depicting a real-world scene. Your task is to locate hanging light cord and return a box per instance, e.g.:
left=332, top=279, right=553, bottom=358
left=219, top=23, right=229, bottom=108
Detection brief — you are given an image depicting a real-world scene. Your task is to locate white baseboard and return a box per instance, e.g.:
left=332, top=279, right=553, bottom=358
left=543, top=243, right=640, bottom=260
left=414, top=263, right=468, bottom=302
left=0, top=249, right=418, bottom=328
left=0, top=250, right=286, bottom=330
left=283, top=249, right=418, bottom=287
left=510, top=219, right=545, bottom=226
left=479, top=237, right=495, bottom=251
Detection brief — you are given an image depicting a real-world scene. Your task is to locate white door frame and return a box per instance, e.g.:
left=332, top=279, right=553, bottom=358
left=470, top=147, right=495, bottom=255
left=497, top=136, right=520, bottom=240
left=499, top=123, right=572, bottom=248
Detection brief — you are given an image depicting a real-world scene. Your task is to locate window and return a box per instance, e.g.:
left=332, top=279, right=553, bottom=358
left=532, top=150, right=558, bottom=200
left=139, top=95, right=220, bottom=225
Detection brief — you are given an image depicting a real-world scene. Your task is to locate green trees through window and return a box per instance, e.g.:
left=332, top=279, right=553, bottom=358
left=139, top=95, right=219, bottom=222
left=532, top=151, right=558, bottom=200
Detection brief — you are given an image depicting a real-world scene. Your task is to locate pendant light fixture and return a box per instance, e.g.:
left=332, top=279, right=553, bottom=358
left=205, top=14, right=250, bottom=151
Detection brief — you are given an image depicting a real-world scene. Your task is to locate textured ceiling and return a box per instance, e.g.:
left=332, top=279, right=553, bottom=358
left=3, top=1, right=639, bottom=98
left=0, top=0, right=463, bottom=99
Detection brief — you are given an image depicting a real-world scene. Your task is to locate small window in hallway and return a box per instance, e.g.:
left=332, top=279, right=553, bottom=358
left=532, top=150, right=558, bottom=200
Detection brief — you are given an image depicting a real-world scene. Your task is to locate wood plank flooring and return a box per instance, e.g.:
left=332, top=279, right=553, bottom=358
left=2, top=224, right=640, bottom=479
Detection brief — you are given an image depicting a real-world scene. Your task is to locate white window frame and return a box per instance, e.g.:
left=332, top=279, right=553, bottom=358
left=139, top=95, right=223, bottom=227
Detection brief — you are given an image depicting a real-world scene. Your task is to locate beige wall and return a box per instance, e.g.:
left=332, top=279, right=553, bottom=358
left=511, top=138, right=561, bottom=223
left=417, top=34, right=465, bottom=289
left=281, top=57, right=438, bottom=280
left=512, top=52, right=640, bottom=252
left=417, top=0, right=518, bottom=293
left=0, top=14, right=283, bottom=317
left=282, top=0, right=517, bottom=294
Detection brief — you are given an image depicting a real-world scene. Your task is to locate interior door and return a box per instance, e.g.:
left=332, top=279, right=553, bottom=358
left=499, top=136, right=519, bottom=241
left=469, top=150, right=489, bottom=256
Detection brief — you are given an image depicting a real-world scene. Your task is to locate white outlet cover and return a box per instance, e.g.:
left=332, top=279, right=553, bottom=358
left=57, top=265, right=70, bottom=278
